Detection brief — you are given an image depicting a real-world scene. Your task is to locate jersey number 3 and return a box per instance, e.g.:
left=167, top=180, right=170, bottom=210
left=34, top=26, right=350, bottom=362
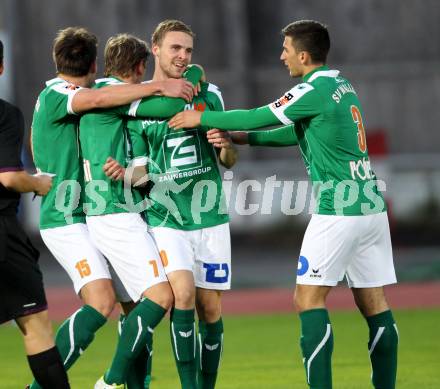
left=350, top=105, right=367, bottom=153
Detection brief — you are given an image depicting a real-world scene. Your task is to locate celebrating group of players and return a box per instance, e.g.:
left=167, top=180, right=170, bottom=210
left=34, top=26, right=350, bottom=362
left=0, top=19, right=399, bottom=389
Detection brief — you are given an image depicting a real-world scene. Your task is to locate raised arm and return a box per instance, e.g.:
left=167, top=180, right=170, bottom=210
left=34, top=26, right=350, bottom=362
left=71, top=78, right=195, bottom=113
left=169, top=82, right=321, bottom=131
left=128, top=65, right=203, bottom=119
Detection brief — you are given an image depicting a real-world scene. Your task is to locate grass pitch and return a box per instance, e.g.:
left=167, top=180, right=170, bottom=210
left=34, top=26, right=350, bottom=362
left=1, top=309, right=439, bottom=388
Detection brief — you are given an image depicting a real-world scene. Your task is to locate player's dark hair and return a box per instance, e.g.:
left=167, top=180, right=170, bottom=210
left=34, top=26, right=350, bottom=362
left=104, top=34, right=150, bottom=78
left=282, top=20, right=330, bottom=64
left=0, top=40, right=3, bottom=64
left=152, top=19, right=195, bottom=46
left=53, top=27, right=97, bottom=77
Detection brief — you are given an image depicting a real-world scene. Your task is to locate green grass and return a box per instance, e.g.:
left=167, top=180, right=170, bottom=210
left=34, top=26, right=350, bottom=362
left=1, top=309, right=439, bottom=388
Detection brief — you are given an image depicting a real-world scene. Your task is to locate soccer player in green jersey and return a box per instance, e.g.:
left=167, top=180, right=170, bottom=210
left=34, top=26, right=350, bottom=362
left=30, top=27, right=195, bottom=389
left=105, top=20, right=237, bottom=389
left=77, top=33, right=203, bottom=389
left=170, top=20, right=398, bottom=389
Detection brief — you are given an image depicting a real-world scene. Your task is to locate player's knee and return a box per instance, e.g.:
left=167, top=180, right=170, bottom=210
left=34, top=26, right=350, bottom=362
left=84, top=292, right=116, bottom=317
left=173, top=287, right=195, bottom=309
left=293, top=290, right=313, bottom=312
left=144, top=282, right=174, bottom=311
left=197, top=300, right=221, bottom=322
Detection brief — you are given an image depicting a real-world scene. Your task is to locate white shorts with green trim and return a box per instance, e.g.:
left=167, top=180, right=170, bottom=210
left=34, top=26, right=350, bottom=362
left=150, top=223, right=231, bottom=290
left=86, top=213, right=167, bottom=302
left=40, top=223, right=111, bottom=294
left=296, top=212, right=396, bottom=288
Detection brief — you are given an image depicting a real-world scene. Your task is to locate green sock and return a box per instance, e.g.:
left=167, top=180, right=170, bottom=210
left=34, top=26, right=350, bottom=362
left=366, top=310, right=398, bottom=389
left=299, top=308, right=333, bottom=389
left=145, top=344, right=153, bottom=388
left=170, top=308, right=197, bottom=389
left=197, top=318, right=224, bottom=389
left=105, top=298, right=166, bottom=385
left=29, top=304, right=106, bottom=389
left=118, top=314, right=152, bottom=389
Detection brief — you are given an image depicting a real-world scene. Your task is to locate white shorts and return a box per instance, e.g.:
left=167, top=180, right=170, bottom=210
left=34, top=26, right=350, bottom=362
left=86, top=213, right=168, bottom=302
left=297, top=212, right=396, bottom=288
left=150, top=223, right=231, bottom=290
left=40, top=223, right=111, bottom=294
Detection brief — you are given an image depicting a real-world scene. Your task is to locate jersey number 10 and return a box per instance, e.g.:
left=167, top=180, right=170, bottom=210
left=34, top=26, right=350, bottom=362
left=350, top=105, right=367, bottom=153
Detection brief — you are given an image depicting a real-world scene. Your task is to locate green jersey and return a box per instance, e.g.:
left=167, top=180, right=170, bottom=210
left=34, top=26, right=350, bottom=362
left=200, top=66, right=386, bottom=216
left=32, top=78, right=85, bottom=229
left=128, top=82, right=229, bottom=230
left=79, top=66, right=202, bottom=216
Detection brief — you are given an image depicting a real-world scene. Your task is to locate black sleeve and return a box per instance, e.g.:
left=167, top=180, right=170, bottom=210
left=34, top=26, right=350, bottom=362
left=0, top=100, right=24, bottom=172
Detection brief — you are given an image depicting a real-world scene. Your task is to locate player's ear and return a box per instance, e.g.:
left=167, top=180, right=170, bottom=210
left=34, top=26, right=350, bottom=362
left=135, top=60, right=145, bottom=77
left=151, top=44, right=160, bottom=57
left=0, top=63, right=3, bottom=76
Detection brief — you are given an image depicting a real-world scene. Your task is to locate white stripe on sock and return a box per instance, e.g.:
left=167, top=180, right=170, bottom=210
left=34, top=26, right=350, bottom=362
left=369, top=326, right=385, bottom=356
left=198, top=333, right=202, bottom=371
left=63, top=309, right=81, bottom=365
left=193, top=323, right=196, bottom=358
left=217, top=333, right=224, bottom=371
left=307, top=324, right=332, bottom=384
left=131, top=316, right=143, bottom=352
left=171, top=322, right=180, bottom=361
left=393, top=324, right=399, bottom=341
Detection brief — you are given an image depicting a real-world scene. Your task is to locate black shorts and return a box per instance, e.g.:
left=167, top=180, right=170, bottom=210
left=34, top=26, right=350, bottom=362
left=0, top=215, right=47, bottom=324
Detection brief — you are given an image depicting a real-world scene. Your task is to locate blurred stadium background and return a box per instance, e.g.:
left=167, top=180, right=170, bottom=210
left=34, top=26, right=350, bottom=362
left=1, top=0, right=439, bottom=292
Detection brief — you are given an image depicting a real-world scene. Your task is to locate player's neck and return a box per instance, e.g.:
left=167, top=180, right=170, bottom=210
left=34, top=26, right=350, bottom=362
left=152, top=67, right=170, bottom=82
left=57, top=73, right=91, bottom=88
left=301, top=63, right=324, bottom=79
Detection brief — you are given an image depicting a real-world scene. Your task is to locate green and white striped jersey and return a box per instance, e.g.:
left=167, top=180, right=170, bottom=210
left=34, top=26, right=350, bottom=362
left=128, top=82, right=229, bottom=230
left=31, top=78, right=85, bottom=229
left=201, top=66, right=386, bottom=216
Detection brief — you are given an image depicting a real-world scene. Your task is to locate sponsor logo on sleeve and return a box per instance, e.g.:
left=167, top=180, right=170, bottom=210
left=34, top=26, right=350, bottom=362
left=272, top=92, right=294, bottom=109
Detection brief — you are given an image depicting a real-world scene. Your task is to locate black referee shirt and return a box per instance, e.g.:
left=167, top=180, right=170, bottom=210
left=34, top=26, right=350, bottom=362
left=0, top=98, right=24, bottom=215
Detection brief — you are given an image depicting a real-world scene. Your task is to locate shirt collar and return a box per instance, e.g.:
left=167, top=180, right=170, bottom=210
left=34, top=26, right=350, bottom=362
left=302, top=65, right=340, bottom=83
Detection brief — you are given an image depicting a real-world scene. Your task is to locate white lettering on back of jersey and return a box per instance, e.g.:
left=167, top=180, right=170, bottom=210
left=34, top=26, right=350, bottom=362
left=349, top=157, right=375, bottom=180
left=332, top=82, right=357, bottom=103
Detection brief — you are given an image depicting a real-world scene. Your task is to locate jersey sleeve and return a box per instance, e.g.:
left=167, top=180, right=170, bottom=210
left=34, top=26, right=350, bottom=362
left=248, top=125, right=298, bottom=147
left=0, top=103, right=24, bottom=172
left=124, top=65, right=203, bottom=119
left=206, top=83, right=225, bottom=111
left=200, top=105, right=280, bottom=131
left=46, top=83, right=82, bottom=120
left=127, top=120, right=148, bottom=166
left=268, top=83, right=321, bottom=125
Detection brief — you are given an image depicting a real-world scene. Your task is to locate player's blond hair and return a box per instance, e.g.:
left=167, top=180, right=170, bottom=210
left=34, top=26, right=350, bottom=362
left=104, top=33, right=150, bottom=77
left=53, top=27, right=97, bottom=76
left=151, top=19, right=195, bottom=46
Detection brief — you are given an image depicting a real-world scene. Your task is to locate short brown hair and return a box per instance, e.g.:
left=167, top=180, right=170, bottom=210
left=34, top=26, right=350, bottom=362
left=53, top=27, right=97, bottom=76
left=151, top=19, right=195, bottom=46
left=282, top=20, right=330, bottom=64
left=0, top=40, right=3, bottom=64
left=104, top=34, right=150, bottom=77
